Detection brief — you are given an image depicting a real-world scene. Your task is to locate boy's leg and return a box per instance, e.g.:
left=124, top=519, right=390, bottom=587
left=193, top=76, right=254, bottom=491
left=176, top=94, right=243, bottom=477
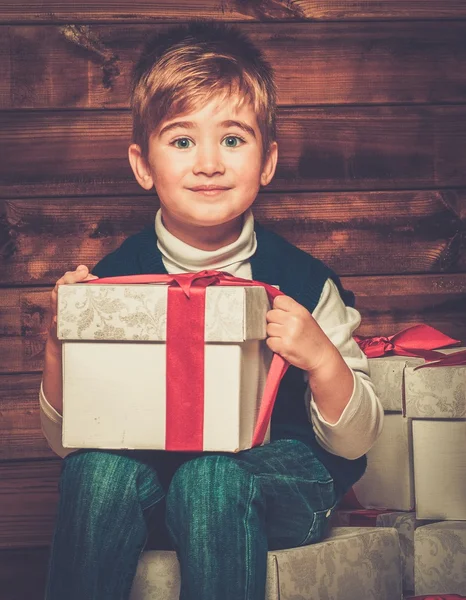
left=165, top=439, right=339, bottom=600
left=45, top=449, right=166, bottom=600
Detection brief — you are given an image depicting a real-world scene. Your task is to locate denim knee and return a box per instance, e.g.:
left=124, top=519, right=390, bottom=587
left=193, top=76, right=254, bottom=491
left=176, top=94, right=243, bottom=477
left=166, top=455, right=262, bottom=532
left=60, top=450, right=163, bottom=515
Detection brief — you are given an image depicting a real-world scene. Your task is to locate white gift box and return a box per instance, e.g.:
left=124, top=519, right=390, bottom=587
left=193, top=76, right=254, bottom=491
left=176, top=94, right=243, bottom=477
left=414, top=521, right=466, bottom=595
left=57, top=282, right=273, bottom=452
left=330, top=510, right=424, bottom=594
left=413, top=420, right=466, bottom=520
left=351, top=413, right=414, bottom=510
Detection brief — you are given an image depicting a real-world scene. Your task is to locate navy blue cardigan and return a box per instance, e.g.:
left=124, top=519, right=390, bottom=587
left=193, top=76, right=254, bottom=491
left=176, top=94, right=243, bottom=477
left=92, top=220, right=366, bottom=496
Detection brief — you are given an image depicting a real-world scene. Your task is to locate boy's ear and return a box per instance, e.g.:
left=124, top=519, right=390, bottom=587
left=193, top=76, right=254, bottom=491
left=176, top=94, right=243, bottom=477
left=128, top=144, right=154, bottom=190
left=260, top=141, right=278, bottom=187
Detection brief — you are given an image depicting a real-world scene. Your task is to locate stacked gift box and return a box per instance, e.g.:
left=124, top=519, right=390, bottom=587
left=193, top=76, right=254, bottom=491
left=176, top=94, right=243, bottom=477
left=331, top=328, right=466, bottom=598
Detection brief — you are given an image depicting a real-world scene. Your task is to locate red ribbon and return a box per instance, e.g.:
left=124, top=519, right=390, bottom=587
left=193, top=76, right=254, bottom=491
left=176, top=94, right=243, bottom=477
left=86, top=270, right=289, bottom=451
left=354, top=324, right=466, bottom=369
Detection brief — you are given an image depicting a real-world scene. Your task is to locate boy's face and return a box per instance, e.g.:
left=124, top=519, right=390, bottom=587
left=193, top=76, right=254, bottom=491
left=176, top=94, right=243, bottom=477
left=129, top=94, right=278, bottom=250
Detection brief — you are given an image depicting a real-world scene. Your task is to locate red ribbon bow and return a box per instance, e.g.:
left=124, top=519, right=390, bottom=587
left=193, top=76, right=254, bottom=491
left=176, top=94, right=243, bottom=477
left=87, top=270, right=289, bottom=450
left=354, top=324, right=466, bottom=369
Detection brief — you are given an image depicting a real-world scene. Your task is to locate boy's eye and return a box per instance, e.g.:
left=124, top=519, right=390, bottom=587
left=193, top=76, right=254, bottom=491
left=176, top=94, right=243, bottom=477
left=172, top=137, right=193, bottom=149
left=222, top=135, right=245, bottom=148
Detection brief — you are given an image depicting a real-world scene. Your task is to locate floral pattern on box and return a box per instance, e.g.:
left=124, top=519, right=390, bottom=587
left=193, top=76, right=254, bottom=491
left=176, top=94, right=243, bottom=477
left=58, top=283, right=269, bottom=343
left=415, top=522, right=466, bottom=596
left=332, top=510, right=422, bottom=594
left=377, top=512, right=417, bottom=594
left=130, top=527, right=402, bottom=600
left=368, top=356, right=423, bottom=412
left=405, top=357, right=466, bottom=418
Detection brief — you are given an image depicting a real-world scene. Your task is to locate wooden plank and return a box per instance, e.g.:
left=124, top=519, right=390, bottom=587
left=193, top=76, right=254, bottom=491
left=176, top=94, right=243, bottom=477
left=3, top=22, right=466, bottom=109
left=0, top=547, right=49, bottom=600
left=2, top=106, right=466, bottom=198
left=347, top=274, right=466, bottom=339
left=1, top=0, right=466, bottom=23
left=1, top=274, right=465, bottom=374
left=1, top=191, right=464, bottom=283
left=0, top=374, right=55, bottom=460
left=0, top=460, right=60, bottom=549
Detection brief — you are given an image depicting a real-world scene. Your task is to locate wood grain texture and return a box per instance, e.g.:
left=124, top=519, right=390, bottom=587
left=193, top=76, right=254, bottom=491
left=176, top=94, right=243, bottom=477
left=1, top=0, right=466, bottom=22
left=1, top=274, right=465, bottom=374
left=0, top=547, right=49, bottom=600
left=1, top=191, right=465, bottom=283
left=0, top=374, right=55, bottom=460
left=0, top=460, right=60, bottom=549
left=2, top=106, right=466, bottom=198
left=2, top=22, right=466, bottom=109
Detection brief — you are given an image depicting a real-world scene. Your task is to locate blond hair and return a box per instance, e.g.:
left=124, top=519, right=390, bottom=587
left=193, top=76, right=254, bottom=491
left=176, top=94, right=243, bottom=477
left=131, top=21, right=277, bottom=161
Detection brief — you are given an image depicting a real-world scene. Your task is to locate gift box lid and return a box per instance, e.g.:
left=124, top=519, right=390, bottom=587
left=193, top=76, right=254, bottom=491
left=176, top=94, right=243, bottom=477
left=57, top=283, right=271, bottom=343
left=404, top=347, right=466, bottom=419
left=368, top=355, right=424, bottom=412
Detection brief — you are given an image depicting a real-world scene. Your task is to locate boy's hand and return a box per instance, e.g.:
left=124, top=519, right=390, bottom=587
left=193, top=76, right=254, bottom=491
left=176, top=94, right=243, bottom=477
left=48, top=265, right=98, bottom=349
left=266, top=295, right=334, bottom=373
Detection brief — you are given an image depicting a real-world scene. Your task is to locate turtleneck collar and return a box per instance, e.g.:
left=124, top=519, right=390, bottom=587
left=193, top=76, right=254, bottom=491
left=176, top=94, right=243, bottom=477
left=155, top=208, right=257, bottom=276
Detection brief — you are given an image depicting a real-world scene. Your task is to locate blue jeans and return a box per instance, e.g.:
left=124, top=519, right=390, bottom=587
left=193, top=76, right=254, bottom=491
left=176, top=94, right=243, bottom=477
left=45, top=439, right=339, bottom=600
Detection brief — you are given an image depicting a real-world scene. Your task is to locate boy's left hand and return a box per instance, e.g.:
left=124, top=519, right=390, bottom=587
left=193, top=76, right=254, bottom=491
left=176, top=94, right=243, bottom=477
left=266, top=295, right=333, bottom=373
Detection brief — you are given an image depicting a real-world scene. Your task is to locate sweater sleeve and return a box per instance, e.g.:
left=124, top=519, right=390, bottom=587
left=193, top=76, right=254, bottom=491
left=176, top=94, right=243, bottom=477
left=39, top=381, right=76, bottom=458
left=306, top=279, right=384, bottom=460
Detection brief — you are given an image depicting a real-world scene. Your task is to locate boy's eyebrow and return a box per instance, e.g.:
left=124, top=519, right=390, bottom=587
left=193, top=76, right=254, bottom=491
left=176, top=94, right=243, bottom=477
left=158, top=119, right=256, bottom=139
left=221, top=120, right=256, bottom=139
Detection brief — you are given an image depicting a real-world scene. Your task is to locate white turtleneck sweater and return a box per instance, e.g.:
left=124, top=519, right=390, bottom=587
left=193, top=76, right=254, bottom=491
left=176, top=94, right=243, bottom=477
left=40, top=208, right=383, bottom=460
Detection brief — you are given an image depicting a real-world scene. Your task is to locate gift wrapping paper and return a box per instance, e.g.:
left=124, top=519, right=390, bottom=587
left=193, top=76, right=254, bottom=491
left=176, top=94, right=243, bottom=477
left=57, top=283, right=270, bottom=343
left=330, top=510, right=426, bottom=594
left=404, top=348, right=466, bottom=419
left=415, top=522, right=466, bottom=596
left=368, top=356, right=423, bottom=412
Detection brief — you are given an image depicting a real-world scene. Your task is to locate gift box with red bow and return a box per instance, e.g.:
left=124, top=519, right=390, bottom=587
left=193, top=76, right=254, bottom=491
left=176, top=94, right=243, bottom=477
left=343, top=326, right=466, bottom=516
left=57, top=271, right=288, bottom=452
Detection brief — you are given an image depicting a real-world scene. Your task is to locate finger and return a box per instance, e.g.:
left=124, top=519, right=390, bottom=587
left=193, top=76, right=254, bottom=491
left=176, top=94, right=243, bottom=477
left=266, top=308, right=288, bottom=324
left=266, top=336, right=281, bottom=354
left=61, top=266, right=89, bottom=284
left=273, top=294, right=298, bottom=311
left=266, top=322, right=283, bottom=337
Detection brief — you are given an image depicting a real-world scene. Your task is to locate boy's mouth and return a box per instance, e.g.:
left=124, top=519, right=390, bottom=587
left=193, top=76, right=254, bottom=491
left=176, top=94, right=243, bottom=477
left=189, top=185, right=231, bottom=196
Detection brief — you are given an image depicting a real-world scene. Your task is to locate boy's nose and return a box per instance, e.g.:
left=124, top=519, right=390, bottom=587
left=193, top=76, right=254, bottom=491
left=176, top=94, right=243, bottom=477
left=192, top=146, right=225, bottom=176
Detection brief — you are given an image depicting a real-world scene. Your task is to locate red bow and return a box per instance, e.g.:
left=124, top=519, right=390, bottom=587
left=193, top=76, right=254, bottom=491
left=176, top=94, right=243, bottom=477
left=354, top=324, right=466, bottom=369
left=87, top=270, right=289, bottom=450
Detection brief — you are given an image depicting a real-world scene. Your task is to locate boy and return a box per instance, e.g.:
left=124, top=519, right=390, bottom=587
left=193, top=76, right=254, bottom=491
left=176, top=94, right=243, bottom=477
left=40, top=20, right=383, bottom=600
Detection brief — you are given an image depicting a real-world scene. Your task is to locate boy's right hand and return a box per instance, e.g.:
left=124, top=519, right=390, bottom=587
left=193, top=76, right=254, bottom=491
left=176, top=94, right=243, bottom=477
left=48, top=265, right=98, bottom=349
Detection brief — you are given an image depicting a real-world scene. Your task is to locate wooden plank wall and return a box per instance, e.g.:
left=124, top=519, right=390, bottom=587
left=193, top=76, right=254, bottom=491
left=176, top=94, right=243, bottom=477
left=1, top=2, right=465, bottom=597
